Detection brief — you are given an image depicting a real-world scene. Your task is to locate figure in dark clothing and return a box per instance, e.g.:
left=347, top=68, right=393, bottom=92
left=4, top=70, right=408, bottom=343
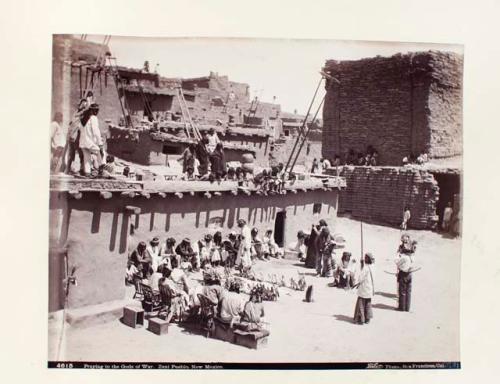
left=209, top=142, right=226, bottom=180
left=196, top=135, right=210, bottom=176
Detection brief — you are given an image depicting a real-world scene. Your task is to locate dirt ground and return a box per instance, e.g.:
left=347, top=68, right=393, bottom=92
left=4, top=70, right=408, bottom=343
left=48, top=217, right=461, bottom=363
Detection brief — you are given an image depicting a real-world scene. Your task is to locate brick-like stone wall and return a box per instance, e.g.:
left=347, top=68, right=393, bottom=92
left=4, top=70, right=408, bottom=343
left=322, top=51, right=463, bottom=165
left=331, top=166, right=440, bottom=229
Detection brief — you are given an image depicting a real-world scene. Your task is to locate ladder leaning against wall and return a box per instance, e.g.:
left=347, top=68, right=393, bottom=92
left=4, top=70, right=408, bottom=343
left=176, top=86, right=202, bottom=141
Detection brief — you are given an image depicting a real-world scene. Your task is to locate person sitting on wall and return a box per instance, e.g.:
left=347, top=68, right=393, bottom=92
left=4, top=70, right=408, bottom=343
left=364, top=153, right=372, bottom=166
left=181, top=165, right=196, bottom=181
left=370, top=151, right=379, bottom=166
left=253, top=169, right=270, bottom=195
left=227, top=167, right=236, bottom=181
left=356, top=153, right=365, bottom=166
left=100, top=155, right=116, bottom=178
left=322, top=157, right=331, bottom=172
left=269, top=163, right=285, bottom=194
left=129, top=241, right=153, bottom=279
left=345, top=149, right=356, bottom=166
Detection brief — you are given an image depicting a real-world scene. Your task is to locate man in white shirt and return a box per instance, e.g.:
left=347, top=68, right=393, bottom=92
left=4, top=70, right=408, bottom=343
left=79, top=103, right=103, bottom=176
left=236, top=219, right=252, bottom=271
left=50, top=112, right=66, bottom=172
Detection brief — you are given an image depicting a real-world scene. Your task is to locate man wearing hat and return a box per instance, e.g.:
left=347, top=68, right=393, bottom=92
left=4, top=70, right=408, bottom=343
left=129, top=241, right=152, bottom=279
left=79, top=102, right=103, bottom=176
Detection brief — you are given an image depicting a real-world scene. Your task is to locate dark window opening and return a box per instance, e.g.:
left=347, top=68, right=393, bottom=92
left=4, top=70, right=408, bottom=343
left=284, top=129, right=290, bottom=137
left=162, top=145, right=183, bottom=155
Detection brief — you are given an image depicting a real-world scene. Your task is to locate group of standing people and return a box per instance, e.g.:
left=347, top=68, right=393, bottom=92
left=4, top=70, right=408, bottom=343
left=180, top=128, right=226, bottom=181
left=50, top=92, right=110, bottom=177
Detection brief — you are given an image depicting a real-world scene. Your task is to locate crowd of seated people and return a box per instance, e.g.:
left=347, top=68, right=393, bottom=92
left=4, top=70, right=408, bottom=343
left=402, top=152, right=429, bottom=166
left=125, top=226, right=283, bottom=288
left=125, top=234, right=270, bottom=331
left=343, top=146, right=380, bottom=166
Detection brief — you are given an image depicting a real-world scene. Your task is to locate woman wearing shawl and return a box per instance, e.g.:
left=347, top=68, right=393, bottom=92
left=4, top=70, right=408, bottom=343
left=209, top=142, right=226, bottom=180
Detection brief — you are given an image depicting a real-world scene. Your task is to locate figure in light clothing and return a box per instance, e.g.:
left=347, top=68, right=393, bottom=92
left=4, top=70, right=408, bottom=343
left=79, top=103, right=103, bottom=176
left=353, top=253, right=375, bottom=324
left=442, top=202, right=453, bottom=232
left=401, top=206, right=411, bottom=230
left=50, top=112, right=66, bottom=172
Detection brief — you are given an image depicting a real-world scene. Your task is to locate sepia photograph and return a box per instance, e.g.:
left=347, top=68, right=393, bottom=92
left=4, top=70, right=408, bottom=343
left=47, top=34, right=463, bottom=369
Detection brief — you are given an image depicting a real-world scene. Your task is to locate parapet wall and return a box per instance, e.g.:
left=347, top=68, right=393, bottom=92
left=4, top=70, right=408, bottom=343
left=332, top=166, right=440, bottom=229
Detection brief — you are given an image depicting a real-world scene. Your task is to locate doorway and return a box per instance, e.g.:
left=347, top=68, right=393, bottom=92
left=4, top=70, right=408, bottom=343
left=274, top=210, right=286, bottom=247
left=432, top=172, right=461, bottom=227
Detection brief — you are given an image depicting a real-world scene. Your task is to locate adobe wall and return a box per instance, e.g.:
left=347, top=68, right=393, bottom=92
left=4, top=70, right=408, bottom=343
left=223, top=134, right=270, bottom=167
left=49, top=189, right=339, bottom=311
left=270, top=137, right=323, bottom=168
left=322, top=51, right=463, bottom=165
left=331, top=166, right=439, bottom=229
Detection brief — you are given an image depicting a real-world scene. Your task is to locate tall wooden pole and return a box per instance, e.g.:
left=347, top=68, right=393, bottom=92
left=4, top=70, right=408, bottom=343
left=360, top=220, right=364, bottom=268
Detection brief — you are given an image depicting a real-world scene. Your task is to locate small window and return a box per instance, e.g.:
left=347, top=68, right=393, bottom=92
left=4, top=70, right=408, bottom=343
left=313, top=203, right=322, bottom=214
left=284, top=129, right=290, bottom=137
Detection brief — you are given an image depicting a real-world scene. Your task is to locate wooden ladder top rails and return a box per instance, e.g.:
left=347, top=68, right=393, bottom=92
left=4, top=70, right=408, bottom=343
left=106, top=54, right=135, bottom=129
left=176, top=86, right=202, bottom=141
left=284, top=71, right=340, bottom=177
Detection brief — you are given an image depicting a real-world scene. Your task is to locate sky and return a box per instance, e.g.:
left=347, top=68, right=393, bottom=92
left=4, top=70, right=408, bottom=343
left=85, top=35, right=462, bottom=115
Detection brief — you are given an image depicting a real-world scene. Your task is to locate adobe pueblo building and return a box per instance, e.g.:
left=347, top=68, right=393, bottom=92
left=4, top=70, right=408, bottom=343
left=322, top=51, right=463, bottom=230
left=49, top=35, right=345, bottom=322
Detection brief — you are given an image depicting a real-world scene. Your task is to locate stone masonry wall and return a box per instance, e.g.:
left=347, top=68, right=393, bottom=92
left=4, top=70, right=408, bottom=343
left=331, top=166, right=440, bottom=229
left=322, top=51, right=463, bottom=165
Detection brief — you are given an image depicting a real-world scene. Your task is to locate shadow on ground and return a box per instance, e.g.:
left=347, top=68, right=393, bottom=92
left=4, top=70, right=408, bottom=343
left=375, top=291, right=398, bottom=299
left=372, top=303, right=396, bottom=311
left=333, top=314, right=354, bottom=324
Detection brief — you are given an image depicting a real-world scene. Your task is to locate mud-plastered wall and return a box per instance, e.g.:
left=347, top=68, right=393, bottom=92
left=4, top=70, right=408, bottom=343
left=334, top=166, right=439, bottom=229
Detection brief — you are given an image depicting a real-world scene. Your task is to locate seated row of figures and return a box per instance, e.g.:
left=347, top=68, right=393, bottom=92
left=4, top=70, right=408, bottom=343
left=126, top=226, right=283, bottom=282
left=131, top=262, right=269, bottom=334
